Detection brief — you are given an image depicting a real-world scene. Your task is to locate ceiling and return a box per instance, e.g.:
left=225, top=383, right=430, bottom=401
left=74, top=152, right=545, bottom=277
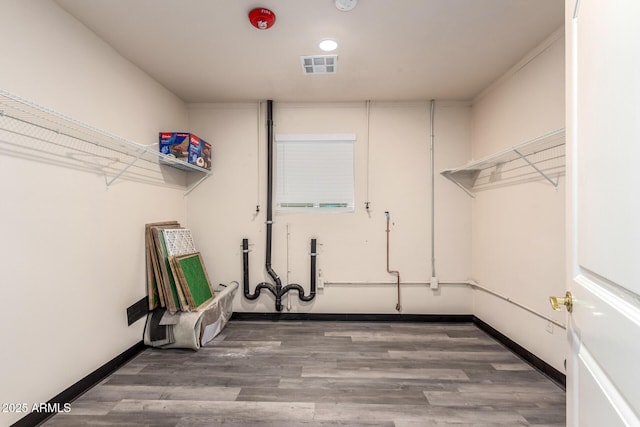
left=54, top=0, right=564, bottom=103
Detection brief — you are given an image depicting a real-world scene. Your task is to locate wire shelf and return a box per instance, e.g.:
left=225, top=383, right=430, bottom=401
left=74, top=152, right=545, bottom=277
left=0, top=89, right=211, bottom=194
left=441, top=128, right=565, bottom=197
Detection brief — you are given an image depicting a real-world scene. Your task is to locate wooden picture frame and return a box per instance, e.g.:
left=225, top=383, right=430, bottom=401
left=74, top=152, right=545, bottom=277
left=170, top=252, right=215, bottom=310
left=144, top=221, right=180, bottom=309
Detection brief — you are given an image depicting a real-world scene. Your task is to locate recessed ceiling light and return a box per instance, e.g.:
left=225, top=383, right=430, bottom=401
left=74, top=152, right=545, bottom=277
left=319, top=39, right=338, bottom=52
left=335, top=0, right=358, bottom=12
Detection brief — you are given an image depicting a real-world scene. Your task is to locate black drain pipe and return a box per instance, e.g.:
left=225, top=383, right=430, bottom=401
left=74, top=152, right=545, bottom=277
left=243, top=100, right=317, bottom=311
left=264, top=99, right=282, bottom=292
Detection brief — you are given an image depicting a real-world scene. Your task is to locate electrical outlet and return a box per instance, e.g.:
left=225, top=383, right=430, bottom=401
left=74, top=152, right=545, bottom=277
left=546, top=321, right=554, bottom=334
left=317, top=269, right=325, bottom=289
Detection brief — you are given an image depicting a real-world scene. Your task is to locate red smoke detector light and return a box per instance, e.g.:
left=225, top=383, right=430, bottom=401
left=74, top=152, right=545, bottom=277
left=248, top=8, right=276, bottom=30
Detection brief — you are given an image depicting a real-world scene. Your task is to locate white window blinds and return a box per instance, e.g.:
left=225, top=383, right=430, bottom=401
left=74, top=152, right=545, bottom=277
left=276, top=133, right=355, bottom=213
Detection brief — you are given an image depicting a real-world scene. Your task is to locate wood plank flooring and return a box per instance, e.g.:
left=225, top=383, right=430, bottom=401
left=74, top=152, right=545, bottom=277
left=42, top=321, right=565, bottom=426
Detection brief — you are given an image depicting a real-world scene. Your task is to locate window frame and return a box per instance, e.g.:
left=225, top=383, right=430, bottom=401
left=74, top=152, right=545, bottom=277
left=275, top=133, right=356, bottom=214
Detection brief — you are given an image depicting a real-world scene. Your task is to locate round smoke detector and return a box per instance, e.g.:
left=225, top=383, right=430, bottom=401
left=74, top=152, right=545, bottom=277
left=335, top=0, right=358, bottom=11
left=248, top=7, right=276, bottom=30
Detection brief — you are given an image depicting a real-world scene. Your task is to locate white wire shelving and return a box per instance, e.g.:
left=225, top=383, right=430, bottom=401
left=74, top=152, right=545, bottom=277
left=440, top=128, right=566, bottom=197
left=0, top=89, right=211, bottom=195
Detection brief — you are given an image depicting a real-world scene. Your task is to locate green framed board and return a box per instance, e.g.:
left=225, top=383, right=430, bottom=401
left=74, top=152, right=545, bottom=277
left=171, top=252, right=214, bottom=309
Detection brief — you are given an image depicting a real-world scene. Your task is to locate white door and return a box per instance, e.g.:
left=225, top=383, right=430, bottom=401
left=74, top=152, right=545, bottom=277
left=566, top=0, right=640, bottom=425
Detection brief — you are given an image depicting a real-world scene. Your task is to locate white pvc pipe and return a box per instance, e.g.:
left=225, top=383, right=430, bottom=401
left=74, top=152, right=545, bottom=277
left=365, top=100, right=371, bottom=212
left=256, top=101, right=261, bottom=213
left=323, top=279, right=566, bottom=329
left=430, top=99, right=436, bottom=278
left=468, top=280, right=566, bottom=329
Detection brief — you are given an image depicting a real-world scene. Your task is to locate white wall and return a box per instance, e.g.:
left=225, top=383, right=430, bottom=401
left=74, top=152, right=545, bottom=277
left=186, top=101, right=473, bottom=314
left=0, top=3, right=565, bottom=423
left=470, top=29, right=568, bottom=372
left=0, top=2, right=189, bottom=425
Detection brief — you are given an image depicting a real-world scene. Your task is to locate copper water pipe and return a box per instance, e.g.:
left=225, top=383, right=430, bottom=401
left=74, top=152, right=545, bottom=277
left=385, top=211, right=401, bottom=311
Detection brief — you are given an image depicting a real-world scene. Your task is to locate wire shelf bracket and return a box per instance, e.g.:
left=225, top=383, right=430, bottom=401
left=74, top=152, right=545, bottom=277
left=0, top=89, right=211, bottom=195
left=441, top=128, right=565, bottom=197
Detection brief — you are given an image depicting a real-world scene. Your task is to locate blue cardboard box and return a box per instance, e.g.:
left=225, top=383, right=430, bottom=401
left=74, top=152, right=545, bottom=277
left=159, top=132, right=211, bottom=170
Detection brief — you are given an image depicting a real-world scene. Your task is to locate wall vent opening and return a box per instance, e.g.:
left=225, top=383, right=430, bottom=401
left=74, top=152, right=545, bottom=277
left=301, top=55, right=338, bottom=74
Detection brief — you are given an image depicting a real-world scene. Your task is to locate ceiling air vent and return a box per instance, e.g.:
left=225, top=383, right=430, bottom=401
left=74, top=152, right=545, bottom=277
left=301, top=55, right=338, bottom=74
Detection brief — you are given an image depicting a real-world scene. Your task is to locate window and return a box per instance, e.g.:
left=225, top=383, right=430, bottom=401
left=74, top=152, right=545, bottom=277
left=276, top=133, right=355, bottom=213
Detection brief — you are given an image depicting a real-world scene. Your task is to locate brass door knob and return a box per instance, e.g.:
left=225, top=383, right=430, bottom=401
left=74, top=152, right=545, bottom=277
left=549, top=291, right=573, bottom=313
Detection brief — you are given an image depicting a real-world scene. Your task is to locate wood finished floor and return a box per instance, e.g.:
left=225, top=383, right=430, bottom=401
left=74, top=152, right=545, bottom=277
left=42, top=321, right=565, bottom=427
